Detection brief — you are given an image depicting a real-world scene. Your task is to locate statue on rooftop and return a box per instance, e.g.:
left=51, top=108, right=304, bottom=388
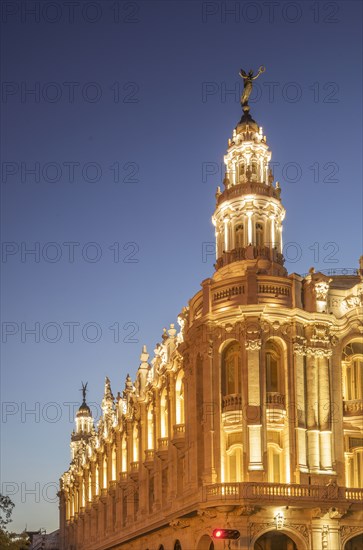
left=239, top=66, right=265, bottom=111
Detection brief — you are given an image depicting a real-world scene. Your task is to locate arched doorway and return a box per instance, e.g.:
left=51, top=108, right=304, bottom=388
left=345, top=533, right=363, bottom=550
left=255, top=531, right=298, bottom=550
left=197, top=534, right=214, bottom=550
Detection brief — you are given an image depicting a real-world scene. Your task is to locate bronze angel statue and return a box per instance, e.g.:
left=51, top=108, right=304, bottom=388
left=239, top=66, right=265, bottom=109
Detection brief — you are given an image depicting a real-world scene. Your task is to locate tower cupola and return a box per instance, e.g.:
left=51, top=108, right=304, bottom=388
left=213, top=67, right=286, bottom=277
left=70, top=382, right=94, bottom=459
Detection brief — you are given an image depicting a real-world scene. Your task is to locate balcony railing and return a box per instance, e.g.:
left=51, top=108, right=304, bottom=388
left=144, top=449, right=155, bottom=461
left=343, top=399, right=363, bottom=416
left=222, top=394, right=242, bottom=412
left=216, top=182, right=281, bottom=206
left=204, top=482, right=363, bottom=504
left=266, top=392, right=286, bottom=407
left=158, top=437, right=168, bottom=450
left=156, top=437, right=169, bottom=460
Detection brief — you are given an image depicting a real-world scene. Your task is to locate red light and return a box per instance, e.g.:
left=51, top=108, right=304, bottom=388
left=212, top=529, right=240, bottom=540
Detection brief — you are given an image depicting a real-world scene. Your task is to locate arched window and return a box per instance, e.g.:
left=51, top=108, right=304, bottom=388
left=174, top=541, right=182, bottom=550
left=133, top=425, right=139, bottom=462
left=160, top=388, right=168, bottom=438
left=81, top=479, right=86, bottom=507
left=103, top=456, right=107, bottom=489
left=222, top=342, right=241, bottom=396
left=265, top=340, right=283, bottom=394
left=121, top=435, right=127, bottom=472
left=255, top=222, right=264, bottom=247
left=111, top=446, right=117, bottom=481
left=348, top=448, right=363, bottom=488
left=175, top=372, right=185, bottom=425
left=147, top=405, right=154, bottom=449
left=343, top=343, right=363, bottom=401
left=235, top=224, right=244, bottom=249
left=95, top=464, right=99, bottom=495
left=88, top=471, right=92, bottom=501
left=226, top=444, right=243, bottom=482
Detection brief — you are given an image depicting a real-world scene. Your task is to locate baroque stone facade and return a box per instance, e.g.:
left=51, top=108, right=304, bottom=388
left=59, top=89, right=363, bottom=550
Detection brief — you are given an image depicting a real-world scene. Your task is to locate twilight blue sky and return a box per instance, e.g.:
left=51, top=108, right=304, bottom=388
left=1, top=0, right=362, bottom=533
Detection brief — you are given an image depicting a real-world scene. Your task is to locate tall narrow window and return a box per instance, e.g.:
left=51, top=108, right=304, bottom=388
left=226, top=445, right=243, bottom=482
left=235, top=224, right=244, bottom=249
left=103, top=456, right=107, bottom=489
left=147, top=405, right=154, bottom=449
left=267, top=444, right=283, bottom=483
left=111, top=446, right=117, bottom=480
left=95, top=465, right=99, bottom=495
left=342, top=342, right=363, bottom=401
left=133, top=425, right=139, bottom=461
left=255, top=222, right=264, bottom=247
left=175, top=372, right=185, bottom=425
left=121, top=435, right=127, bottom=472
left=265, top=340, right=283, bottom=394
left=88, top=471, right=92, bottom=501
left=238, top=162, right=246, bottom=183
left=160, top=389, right=168, bottom=438
left=350, top=449, right=363, bottom=488
left=222, top=342, right=241, bottom=396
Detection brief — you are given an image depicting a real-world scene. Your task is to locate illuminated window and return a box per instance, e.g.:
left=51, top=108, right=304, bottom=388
left=349, top=449, right=363, bottom=488
left=147, top=405, right=154, bottom=449
left=111, top=446, right=117, bottom=481
left=222, top=342, right=241, bottom=396
left=133, top=425, right=139, bottom=462
left=267, top=444, right=283, bottom=483
left=344, top=358, right=363, bottom=400
left=88, top=471, right=92, bottom=501
left=95, top=464, right=99, bottom=495
left=160, top=388, right=168, bottom=438
left=121, top=435, right=127, bottom=472
left=103, top=456, right=107, bottom=489
left=226, top=445, right=243, bottom=482
left=175, top=372, right=185, bottom=425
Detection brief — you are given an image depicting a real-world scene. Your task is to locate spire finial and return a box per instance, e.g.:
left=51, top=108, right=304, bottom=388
left=80, top=381, right=88, bottom=404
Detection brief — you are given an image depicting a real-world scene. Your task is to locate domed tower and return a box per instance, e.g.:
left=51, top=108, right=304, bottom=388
left=213, top=78, right=286, bottom=278
left=70, top=382, right=94, bottom=460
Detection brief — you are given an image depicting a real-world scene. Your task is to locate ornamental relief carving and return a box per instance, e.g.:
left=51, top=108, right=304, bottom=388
left=305, top=347, right=333, bottom=358
left=245, top=338, right=262, bottom=351
left=343, top=293, right=363, bottom=310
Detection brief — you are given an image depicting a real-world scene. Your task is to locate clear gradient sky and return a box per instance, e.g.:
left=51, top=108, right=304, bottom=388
left=1, top=0, right=362, bottom=533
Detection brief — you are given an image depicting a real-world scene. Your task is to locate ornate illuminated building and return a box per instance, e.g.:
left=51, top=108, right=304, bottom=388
left=59, top=69, right=363, bottom=550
